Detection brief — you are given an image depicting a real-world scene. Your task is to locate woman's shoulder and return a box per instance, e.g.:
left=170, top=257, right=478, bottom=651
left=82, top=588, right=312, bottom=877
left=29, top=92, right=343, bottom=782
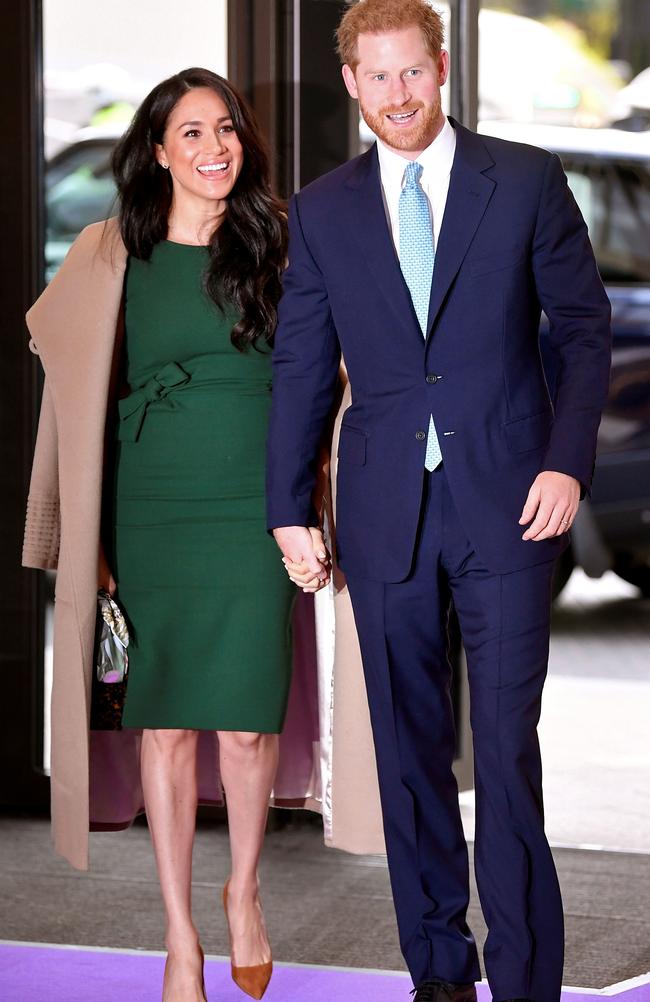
left=73, top=216, right=125, bottom=264
left=26, top=218, right=127, bottom=332
left=44, top=218, right=127, bottom=283
left=80, top=216, right=116, bottom=242
left=56, top=218, right=127, bottom=283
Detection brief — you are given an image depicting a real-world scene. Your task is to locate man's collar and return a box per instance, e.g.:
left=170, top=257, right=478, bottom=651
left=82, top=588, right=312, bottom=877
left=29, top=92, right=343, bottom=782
left=377, top=116, right=456, bottom=186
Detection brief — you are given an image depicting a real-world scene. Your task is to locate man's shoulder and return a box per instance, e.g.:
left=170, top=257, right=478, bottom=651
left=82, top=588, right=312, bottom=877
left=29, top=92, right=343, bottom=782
left=465, top=123, right=555, bottom=173
left=451, top=123, right=558, bottom=199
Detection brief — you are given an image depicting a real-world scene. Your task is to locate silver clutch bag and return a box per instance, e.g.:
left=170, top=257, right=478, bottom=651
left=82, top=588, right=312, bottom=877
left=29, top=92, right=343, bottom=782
left=96, top=589, right=130, bottom=683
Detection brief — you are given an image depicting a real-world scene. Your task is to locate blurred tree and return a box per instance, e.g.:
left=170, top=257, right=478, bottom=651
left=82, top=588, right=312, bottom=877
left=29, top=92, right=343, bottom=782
left=482, top=0, right=625, bottom=62
left=516, top=0, right=547, bottom=14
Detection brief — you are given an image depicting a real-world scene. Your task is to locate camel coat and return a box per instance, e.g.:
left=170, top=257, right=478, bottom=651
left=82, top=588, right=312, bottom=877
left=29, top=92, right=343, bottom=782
left=22, top=219, right=384, bottom=870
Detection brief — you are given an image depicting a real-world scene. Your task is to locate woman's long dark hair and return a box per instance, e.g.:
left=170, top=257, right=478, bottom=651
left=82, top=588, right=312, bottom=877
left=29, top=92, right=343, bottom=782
left=111, top=67, right=287, bottom=351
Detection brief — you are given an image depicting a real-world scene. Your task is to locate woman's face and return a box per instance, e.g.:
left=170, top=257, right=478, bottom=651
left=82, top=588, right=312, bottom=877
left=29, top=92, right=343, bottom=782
left=155, top=86, right=245, bottom=209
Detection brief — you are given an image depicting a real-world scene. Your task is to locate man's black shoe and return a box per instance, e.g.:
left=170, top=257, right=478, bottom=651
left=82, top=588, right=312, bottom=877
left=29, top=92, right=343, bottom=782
left=410, top=982, right=477, bottom=1002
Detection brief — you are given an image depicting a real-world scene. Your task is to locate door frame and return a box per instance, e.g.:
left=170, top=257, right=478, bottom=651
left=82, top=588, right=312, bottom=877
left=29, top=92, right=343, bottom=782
left=0, top=0, right=49, bottom=809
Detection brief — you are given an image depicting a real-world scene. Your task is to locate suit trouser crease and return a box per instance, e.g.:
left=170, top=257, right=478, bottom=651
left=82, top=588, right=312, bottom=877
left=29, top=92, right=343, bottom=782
left=345, top=469, right=564, bottom=1001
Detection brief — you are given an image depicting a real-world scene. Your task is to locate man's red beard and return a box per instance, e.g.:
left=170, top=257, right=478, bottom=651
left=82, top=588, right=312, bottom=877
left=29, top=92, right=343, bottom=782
left=361, top=98, right=441, bottom=152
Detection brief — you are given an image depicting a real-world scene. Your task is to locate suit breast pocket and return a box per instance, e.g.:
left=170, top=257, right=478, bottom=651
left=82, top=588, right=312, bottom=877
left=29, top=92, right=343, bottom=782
left=468, top=249, right=524, bottom=278
left=338, top=424, right=367, bottom=466
left=504, top=410, right=553, bottom=454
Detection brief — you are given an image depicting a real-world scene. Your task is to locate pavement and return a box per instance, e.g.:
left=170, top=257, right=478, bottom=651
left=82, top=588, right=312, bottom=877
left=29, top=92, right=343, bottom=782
left=460, top=570, right=650, bottom=853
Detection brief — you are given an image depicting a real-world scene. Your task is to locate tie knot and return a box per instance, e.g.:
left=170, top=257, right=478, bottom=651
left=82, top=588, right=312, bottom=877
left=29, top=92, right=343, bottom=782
left=404, top=161, right=423, bottom=187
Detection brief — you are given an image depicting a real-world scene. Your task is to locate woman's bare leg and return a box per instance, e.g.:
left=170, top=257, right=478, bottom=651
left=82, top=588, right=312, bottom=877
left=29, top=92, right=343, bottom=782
left=141, top=727, right=205, bottom=1002
left=218, top=731, right=279, bottom=966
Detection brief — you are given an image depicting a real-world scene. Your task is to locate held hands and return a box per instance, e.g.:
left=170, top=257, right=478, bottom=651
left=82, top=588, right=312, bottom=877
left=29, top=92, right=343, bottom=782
left=520, top=471, right=580, bottom=541
left=273, top=471, right=579, bottom=585
left=273, top=526, right=331, bottom=594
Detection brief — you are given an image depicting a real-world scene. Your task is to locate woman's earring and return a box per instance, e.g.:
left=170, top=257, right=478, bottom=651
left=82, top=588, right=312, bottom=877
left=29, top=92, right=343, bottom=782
left=160, top=162, right=169, bottom=170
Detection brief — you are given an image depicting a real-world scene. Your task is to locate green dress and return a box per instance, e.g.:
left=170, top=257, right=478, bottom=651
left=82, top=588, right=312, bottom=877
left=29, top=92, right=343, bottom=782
left=111, top=241, right=295, bottom=732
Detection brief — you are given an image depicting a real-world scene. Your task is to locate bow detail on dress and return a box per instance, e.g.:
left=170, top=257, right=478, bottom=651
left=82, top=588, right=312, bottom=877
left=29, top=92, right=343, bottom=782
left=117, top=361, right=191, bottom=442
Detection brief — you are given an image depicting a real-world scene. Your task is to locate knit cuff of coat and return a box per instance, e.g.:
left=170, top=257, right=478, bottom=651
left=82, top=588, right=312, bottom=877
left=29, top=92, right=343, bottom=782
left=22, top=491, right=60, bottom=570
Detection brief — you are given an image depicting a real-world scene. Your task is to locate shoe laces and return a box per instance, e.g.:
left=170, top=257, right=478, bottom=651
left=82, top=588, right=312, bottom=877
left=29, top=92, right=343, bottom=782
left=411, top=983, right=456, bottom=1002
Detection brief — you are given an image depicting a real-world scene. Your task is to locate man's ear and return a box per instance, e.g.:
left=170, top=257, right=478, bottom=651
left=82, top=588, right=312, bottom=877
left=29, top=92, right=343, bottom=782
left=342, top=64, right=359, bottom=100
left=437, top=49, right=450, bottom=88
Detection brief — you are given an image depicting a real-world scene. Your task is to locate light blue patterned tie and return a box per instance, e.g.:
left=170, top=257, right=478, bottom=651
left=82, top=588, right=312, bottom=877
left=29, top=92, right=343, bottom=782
left=399, top=161, right=442, bottom=471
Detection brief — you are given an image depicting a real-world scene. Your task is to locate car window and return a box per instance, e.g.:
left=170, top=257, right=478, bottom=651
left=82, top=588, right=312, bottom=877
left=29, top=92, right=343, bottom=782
left=45, top=141, right=118, bottom=282
left=47, top=167, right=116, bottom=237
left=563, top=158, right=650, bottom=284
left=599, top=347, right=650, bottom=452
left=46, top=143, right=114, bottom=190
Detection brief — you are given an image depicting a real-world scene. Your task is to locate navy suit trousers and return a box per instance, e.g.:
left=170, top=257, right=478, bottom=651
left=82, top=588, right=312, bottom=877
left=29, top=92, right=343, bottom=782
left=345, top=468, right=564, bottom=1001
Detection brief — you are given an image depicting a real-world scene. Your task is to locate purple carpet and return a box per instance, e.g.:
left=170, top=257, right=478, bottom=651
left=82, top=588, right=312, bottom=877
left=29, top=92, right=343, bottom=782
left=1, top=944, right=649, bottom=1002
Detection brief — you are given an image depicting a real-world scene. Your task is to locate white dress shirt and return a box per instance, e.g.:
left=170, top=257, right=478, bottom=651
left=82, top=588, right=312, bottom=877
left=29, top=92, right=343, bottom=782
left=377, top=116, right=457, bottom=257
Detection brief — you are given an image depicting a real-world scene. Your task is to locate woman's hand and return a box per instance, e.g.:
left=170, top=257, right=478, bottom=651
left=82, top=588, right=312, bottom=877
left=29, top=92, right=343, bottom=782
left=274, top=526, right=331, bottom=593
left=283, top=553, right=331, bottom=593
left=98, top=543, right=117, bottom=596
left=279, top=527, right=331, bottom=593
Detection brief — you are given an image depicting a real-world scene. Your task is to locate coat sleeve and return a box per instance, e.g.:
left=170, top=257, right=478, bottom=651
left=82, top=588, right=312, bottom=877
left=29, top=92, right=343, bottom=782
left=266, top=193, right=342, bottom=531
left=22, top=374, right=61, bottom=570
left=532, top=152, right=612, bottom=493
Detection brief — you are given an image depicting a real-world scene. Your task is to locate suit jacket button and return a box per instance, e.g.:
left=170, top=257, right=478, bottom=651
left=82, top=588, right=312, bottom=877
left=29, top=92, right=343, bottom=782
left=426, top=374, right=438, bottom=384
left=415, top=430, right=426, bottom=441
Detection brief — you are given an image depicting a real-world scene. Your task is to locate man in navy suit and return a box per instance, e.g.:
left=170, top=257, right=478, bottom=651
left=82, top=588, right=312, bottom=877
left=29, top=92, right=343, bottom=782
left=266, top=2, right=611, bottom=1000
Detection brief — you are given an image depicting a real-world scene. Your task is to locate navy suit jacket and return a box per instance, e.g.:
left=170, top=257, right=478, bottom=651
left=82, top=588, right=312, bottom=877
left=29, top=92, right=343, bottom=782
left=266, top=118, right=612, bottom=581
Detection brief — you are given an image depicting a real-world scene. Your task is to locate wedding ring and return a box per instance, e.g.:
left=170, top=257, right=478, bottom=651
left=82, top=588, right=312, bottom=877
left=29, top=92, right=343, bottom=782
left=561, top=519, right=570, bottom=525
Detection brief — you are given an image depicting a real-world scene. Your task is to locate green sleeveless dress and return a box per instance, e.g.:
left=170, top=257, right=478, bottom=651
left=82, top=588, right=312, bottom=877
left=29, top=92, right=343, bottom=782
left=111, top=241, right=295, bottom=732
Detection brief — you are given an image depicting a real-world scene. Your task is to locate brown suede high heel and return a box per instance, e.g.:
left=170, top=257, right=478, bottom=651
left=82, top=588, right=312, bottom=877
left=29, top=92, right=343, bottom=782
left=222, top=880, right=273, bottom=1000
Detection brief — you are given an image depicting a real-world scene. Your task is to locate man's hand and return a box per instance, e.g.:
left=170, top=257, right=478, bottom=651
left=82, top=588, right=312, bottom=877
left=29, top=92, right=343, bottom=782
left=273, top=526, right=331, bottom=593
left=519, top=471, right=580, bottom=541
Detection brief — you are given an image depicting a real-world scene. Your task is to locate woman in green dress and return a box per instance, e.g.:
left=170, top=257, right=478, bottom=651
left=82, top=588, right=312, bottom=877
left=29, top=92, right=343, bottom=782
left=102, top=68, right=328, bottom=1002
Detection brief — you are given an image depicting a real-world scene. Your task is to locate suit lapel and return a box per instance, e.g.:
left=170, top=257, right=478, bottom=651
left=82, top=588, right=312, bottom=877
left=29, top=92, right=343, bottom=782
left=426, top=120, right=496, bottom=338
left=345, top=146, right=423, bottom=345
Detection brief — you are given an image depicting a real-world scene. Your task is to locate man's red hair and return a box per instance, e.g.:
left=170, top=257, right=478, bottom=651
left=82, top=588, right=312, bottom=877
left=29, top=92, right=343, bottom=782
left=336, top=0, right=445, bottom=70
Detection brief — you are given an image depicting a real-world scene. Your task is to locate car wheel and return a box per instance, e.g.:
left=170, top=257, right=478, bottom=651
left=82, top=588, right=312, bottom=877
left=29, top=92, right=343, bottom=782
left=552, top=547, right=574, bottom=602
left=613, top=554, right=650, bottom=597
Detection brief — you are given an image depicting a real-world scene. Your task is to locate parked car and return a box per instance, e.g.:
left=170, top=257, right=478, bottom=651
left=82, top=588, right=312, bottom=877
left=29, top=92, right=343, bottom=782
left=481, top=121, right=650, bottom=596
left=46, top=122, right=650, bottom=598
left=45, top=126, right=122, bottom=282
